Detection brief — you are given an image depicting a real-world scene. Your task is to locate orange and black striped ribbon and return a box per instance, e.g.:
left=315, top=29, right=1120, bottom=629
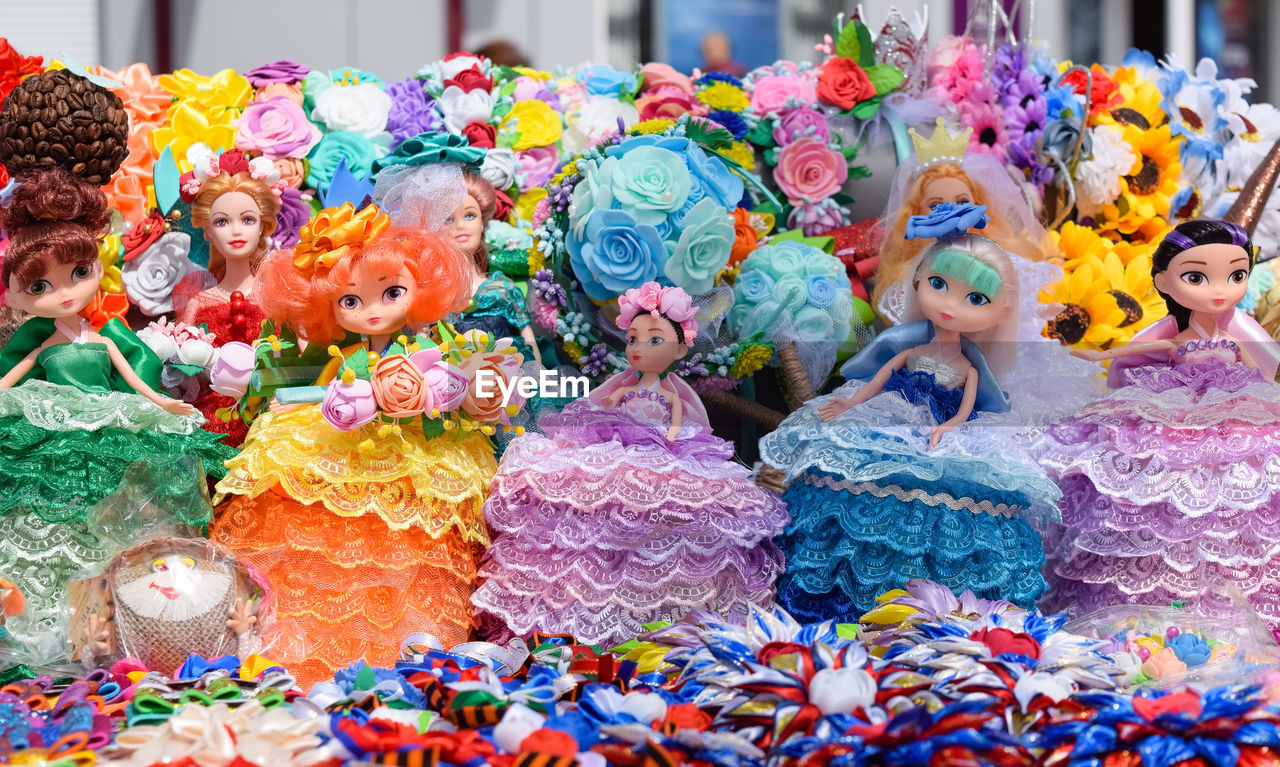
left=512, top=753, right=578, bottom=767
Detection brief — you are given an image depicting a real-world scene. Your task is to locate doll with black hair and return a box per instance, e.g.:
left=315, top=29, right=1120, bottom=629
left=1028, top=218, right=1280, bottom=628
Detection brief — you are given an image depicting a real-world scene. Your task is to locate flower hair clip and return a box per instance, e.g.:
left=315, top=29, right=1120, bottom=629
left=292, top=202, right=391, bottom=277
left=178, top=143, right=287, bottom=203
left=616, top=282, right=699, bottom=343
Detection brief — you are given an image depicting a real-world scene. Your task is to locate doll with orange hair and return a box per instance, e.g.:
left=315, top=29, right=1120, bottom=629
left=211, top=202, right=498, bottom=687
left=171, top=145, right=284, bottom=444
left=873, top=119, right=1054, bottom=314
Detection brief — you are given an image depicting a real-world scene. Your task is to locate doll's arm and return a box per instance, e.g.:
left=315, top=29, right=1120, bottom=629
left=0, top=346, right=45, bottom=389
left=601, top=385, right=634, bottom=408
left=520, top=326, right=543, bottom=365
left=930, top=367, right=978, bottom=450
left=1236, top=340, right=1259, bottom=369
left=818, top=349, right=914, bottom=421
left=1070, top=340, right=1175, bottom=362
left=103, top=338, right=196, bottom=416
left=666, top=387, right=683, bottom=441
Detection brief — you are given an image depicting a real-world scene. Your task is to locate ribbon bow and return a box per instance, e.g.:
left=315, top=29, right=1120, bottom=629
left=373, top=132, right=487, bottom=173
left=292, top=203, right=391, bottom=276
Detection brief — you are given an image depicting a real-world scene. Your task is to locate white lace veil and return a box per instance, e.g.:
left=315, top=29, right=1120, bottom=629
left=372, top=163, right=466, bottom=231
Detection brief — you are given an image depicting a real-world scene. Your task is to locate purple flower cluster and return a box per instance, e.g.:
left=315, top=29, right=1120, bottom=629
left=993, top=45, right=1050, bottom=187
left=385, top=78, right=444, bottom=147
left=244, top=60, right=310, bottom=87
left=272, top=187, right=311, bottom=249
left=531, top=268, right=567, bottom=307
left=580, top=343, right=612, bottom=377
left=677, top=352, right=709, bottom=379
left=546, top=177, right=576, bottom=213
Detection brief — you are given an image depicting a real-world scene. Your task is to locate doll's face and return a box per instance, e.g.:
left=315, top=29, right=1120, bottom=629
left=441, top=195, right=485, bottom=259
left=626, top=314, right=687, bottom=374
left=915, top=267, right=1011, bottom=335
left=334, top=264, right=417, bottom=335
left=206, top=191, right=263, bottom=262
left=922, top=176, right=974, bottom=210
left=1152, top=243, right=1250, bottom=315
left=6, top=259, right=103, bottom=319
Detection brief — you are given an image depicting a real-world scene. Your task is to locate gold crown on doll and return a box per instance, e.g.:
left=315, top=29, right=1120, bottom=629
left=909, top=118, right=973, bottom=178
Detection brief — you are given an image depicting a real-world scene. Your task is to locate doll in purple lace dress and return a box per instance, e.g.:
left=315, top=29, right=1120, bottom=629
left=473, top=283, right=788, bottom=646
left=1026, top=219, right=1280, bottom=628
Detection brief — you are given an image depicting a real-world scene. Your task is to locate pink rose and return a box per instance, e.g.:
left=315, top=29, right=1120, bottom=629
left=641, top=63, right=694, bottom=95
left=411, top=349, right=468, bottom=414
left=658, top=286, right=696, bottom=324
left=273, top=158, right=305, bottom=188
left=635, top=85, right=707, bottom=122
left=774, top=137, right=848, bottom=205
left=236, top=96, right=321, bottom=159
left=321, top=378, right=378, bottom=431
left=254, top=82, right=304, bottom=106
left=459, top=348, right=520, bottom=423
left=208, top=341, right=255, bottom=398
left=773, top=108, right=830, bottom=146
left=532, top=294, right=559, bottom=331
left=531, top=198, right=551, bottom=229
left=749, top=75, right=817, bottom=117
left=517, top=146, right=561, bottom=192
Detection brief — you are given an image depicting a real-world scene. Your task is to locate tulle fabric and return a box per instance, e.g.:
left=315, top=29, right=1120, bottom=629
left=372, top=163, right=466, bottom=231
left=760, top=376, right=1059, bottom=620
left=472, top=399, right=788, bottom=647
left=1027, top=357, right=1280, bottom=627
left=0, top=380, right=231, bottom=523
left=212, top=406, right=495, bottom=688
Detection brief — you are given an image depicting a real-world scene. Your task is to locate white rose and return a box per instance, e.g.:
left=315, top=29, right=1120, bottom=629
left=562, top=96, right=639, bottom=156
left=480, top=147, right=517, bottom=190
left=438, top=85, right=495, bottom=133
left=122, top=232, right=200, bottom=316
left=808, top=667, right=876, bottom=715
left=311, top=83, right=392, bottom=138
left=137, top=327, right=179, bottom=362
left=177, top=339, right=217, bottom=368
left=441, top=54, right=485, bottom=80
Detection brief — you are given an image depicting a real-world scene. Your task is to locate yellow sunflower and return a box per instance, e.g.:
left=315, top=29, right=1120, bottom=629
left=1102, top=124, right=1182, bottom=235
left=1041, top=247, right=1166, bottom=350
left=1053, top=221, right=1114, bottom=263
left=1094, top=67, right=1167, bottom=131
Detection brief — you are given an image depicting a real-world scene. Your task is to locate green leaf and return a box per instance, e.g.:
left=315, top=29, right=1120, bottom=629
left=848, top=164, right=872, bottom=181
left=851, top=96, right=883, bottom=119
left=834, top=21, right=861, bottom=60
left=746, top=118, right=776, bottom=147
left=169, top=363, right=206, bottom=377
left=421, top=417, right=445, bottom=441
left=864, top=64, right=905, bottom=95
left=857, top=23, right=875, bottom=67
left=831, top=192, right=855, bottom=206
left=839, top=144, right=860, bottom=163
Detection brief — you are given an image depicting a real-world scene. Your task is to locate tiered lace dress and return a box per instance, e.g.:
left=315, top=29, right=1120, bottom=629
left=1027, top=324, right=1280, bottom=627
left=761, top=334, right=1060, bottom=622
left=473, top=374, right=788, bottom=647
left=211, top=331, right=496, bottom=688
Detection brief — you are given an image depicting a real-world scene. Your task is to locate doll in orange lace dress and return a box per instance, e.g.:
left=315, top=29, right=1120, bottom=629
left=211, top=207, right=488, bottom=687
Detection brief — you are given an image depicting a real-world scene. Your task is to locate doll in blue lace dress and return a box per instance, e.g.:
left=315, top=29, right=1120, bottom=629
left=760, top=222, right=1060, bottom=621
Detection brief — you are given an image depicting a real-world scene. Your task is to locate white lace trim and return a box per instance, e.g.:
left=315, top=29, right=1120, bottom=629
left=800, top=472, right=1024, bottom=518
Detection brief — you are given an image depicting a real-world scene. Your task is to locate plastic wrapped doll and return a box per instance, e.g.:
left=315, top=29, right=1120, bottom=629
left=1026, top=219, right=1280, bottom=627
left=872, top=118, right=1053, bottom=312
left=443, top=172, right=543, bottom=365
left=759, top=232, right=1060, bottom=622
left=171, top=146, right=284, bottom=445
left=211, top=204, right=494, bottom=687
left=0, top=71, right=234, bottom=644
left=472, top=283, right=788, bottom=647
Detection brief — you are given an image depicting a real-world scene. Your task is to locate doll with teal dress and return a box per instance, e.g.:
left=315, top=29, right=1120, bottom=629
left=760, top=209, right=1060, bottom=621
left=0, top=71, right=233, bottom=649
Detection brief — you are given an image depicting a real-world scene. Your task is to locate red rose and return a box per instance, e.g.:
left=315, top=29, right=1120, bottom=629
left=1062, top=65, right=1120, bottom=117
left=445, top=65, right=493, bottom=94
left=0, top=38, right=42, bottom=103
left=817, top=58, right=875, bottom=110
left=493, top=187, right=513, bottom=221
left=216, top=149, right=252, bottom=176
left=461, top=121, right=497, bottom=149
left=970, top=627, right=1041, bottom=660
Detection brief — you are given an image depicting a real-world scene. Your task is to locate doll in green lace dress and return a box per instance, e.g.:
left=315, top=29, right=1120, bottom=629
left=0, top=71, right=232, bottom=654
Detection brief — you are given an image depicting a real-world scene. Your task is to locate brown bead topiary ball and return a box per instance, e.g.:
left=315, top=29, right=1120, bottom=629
left=0, top=69, right=130, bottom=184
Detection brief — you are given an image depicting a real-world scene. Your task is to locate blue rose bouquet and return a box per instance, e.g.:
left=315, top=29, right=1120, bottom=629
left=532, top=116, right=776, bottom=388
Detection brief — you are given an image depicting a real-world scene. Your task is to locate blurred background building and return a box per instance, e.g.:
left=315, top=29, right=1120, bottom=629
left=0, top=0, right=1273, bottom=101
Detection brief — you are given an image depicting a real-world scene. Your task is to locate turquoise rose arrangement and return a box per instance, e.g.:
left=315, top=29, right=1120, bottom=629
left=530, top=116, right=776, bottom=390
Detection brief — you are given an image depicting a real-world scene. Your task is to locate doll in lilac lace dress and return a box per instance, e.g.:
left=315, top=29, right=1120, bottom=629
left=1026, top=219, right=1280, bottom=628
left=473, top=283, right=787, bottom=646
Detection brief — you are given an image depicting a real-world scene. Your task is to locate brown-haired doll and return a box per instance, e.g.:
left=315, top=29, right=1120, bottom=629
left=0, top=70, right=232, bottom=653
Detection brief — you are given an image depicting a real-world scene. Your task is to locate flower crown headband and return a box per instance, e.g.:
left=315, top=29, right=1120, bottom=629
left=178, top=143, right=286, bottom=203
left=616, top=283, right=699, bottom=343
left=291, top=202, right=391, bottom=277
